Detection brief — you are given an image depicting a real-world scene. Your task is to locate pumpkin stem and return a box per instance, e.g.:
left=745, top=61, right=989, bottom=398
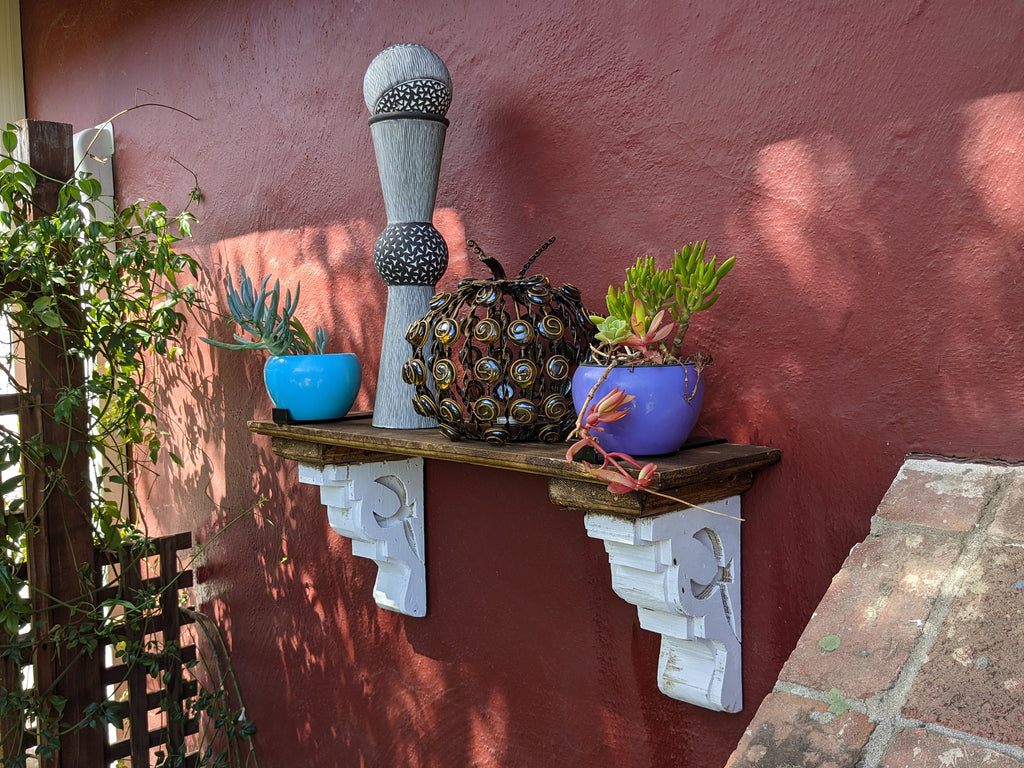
left=518, top=236, right=556, bottom=278
left=467, top=239, right=507, bottom=280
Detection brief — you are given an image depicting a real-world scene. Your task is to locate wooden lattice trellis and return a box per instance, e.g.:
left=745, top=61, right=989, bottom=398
left=1, top=467, right=203, bottom=766
left=0, top=119, right=206, bottom=768
left=97, top=532, right=201, bottom=767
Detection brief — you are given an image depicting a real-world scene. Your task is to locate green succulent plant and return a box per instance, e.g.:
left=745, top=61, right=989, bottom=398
left=202, top=265, right=327, bottom=355
left=590, top=241, right=734, bottom=362
left=593, top=315, right=631, bottom=346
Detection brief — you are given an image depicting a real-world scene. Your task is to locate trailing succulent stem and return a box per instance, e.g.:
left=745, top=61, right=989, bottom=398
left=202, top=265, right=327, bottom=355
left=565, top=383, right=741, bottom=521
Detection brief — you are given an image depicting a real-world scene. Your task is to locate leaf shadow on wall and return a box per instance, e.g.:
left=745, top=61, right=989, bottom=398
left=144, top=221, right=395, bottom=762
left=140, top=56, right=1024, bottom=768
left=146, top=207, right=631, bottom=765
left=698, top=88, right=1024, bottom=724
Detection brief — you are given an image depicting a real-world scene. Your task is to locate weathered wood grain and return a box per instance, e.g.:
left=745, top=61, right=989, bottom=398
left=249, top=414, right=781, bottom=517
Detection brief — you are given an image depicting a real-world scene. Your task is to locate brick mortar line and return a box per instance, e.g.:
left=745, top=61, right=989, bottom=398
left=771, top=680, right=859, bottom=707
left=870, top=512, right=1024, bottom=549
left=868, top=514, right=969, bottom=540
left=773, top=474, right=1018, bottom=767
left=907, top=452, right=1024, bottom=468
left=855, top=472, right=1013, bottom=767
left=920, top=722, right=1024, bottom=761
left=772, top=681, right=1024, bottom=760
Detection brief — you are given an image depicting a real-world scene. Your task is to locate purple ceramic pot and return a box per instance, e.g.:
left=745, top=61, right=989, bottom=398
left=571, top=362, right=705, bottom=456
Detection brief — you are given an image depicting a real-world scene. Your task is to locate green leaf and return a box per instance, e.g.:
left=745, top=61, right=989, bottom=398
left=0, top=473, right=23, bottom=496
left=826, top=687, right=851, bottom=715
left=818, top=634, right=841, bottom=652
left=3, top=612, right=19, bottom=635
left=1, top=128, right=16, bottom=154
left=38, top=309, right=63, bottom=328
left=78, top=175, right=102, bottom=199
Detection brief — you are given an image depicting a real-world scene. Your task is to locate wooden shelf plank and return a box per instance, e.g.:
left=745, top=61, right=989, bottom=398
left=248, top=413, right=781, bottom=516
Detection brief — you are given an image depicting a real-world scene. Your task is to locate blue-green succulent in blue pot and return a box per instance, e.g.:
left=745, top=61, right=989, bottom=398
left=203, top=266, right=361, bottom=423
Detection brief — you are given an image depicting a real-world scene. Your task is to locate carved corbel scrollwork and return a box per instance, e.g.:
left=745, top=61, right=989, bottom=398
left=585, top=496, right=742, bottom=712
left=298, top=458, right=426, bottom=617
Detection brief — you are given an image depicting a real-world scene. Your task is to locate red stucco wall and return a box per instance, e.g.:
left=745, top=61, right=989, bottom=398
left=20, top=1, right=1024, bottom=765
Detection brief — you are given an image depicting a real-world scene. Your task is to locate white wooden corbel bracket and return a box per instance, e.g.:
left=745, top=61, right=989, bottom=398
left=584, top=496, right=742, bottom=712
left=298, top=458, right=426, bottom=617
left=252, top=419, right=779, bottom=710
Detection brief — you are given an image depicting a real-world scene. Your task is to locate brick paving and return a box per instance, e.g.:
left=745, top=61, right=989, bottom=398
left=725, top=457, right=1024, bottom=767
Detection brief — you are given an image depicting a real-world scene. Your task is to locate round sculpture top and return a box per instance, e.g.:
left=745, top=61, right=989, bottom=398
left=363, top=43, right=452, bottom=116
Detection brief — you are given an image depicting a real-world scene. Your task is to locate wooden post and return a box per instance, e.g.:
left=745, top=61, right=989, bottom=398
left=15, top=119, right=106, bottom=768
left=120, top=548, right=151, bottom=765
left=158, top=534, right=188, bottom=756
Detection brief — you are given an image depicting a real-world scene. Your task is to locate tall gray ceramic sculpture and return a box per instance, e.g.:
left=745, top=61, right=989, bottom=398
left=364, top=44, right=452, bottom=429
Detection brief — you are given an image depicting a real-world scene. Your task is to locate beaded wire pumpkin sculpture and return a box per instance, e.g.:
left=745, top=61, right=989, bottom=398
left=403, top=238, right=597, bottom=444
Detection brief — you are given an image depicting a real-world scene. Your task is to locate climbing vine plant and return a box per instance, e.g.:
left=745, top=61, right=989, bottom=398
left=0, top=121, right=257, bottom=766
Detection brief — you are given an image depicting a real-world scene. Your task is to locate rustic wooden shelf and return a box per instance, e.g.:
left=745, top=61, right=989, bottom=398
left=248, top=413, right=781, bottom=517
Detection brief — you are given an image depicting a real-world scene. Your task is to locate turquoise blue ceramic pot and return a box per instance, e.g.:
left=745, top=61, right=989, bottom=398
left=263, top=353, right=361, bottom=422
left=571, top=362, right=704, bottom=456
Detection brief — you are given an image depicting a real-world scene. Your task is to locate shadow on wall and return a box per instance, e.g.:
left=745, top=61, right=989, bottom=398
left=192, top=210, right=480, bottom=413
left=141, top=215, right=716, bottom=764
left=146, top=202, right=634, bottom=764
left=140, top=49, right=1024, bottom=768
left=694, top=89, right=1024, bottom=706
left=20, top=0, right=1024, bottom=764
left=713, top=88, right=1024, bottom=456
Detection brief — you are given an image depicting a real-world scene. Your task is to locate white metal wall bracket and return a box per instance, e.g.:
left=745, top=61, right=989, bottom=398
left=298, top=458, right=426, bottom=617
left=584, top=496, right=742, bottom=712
